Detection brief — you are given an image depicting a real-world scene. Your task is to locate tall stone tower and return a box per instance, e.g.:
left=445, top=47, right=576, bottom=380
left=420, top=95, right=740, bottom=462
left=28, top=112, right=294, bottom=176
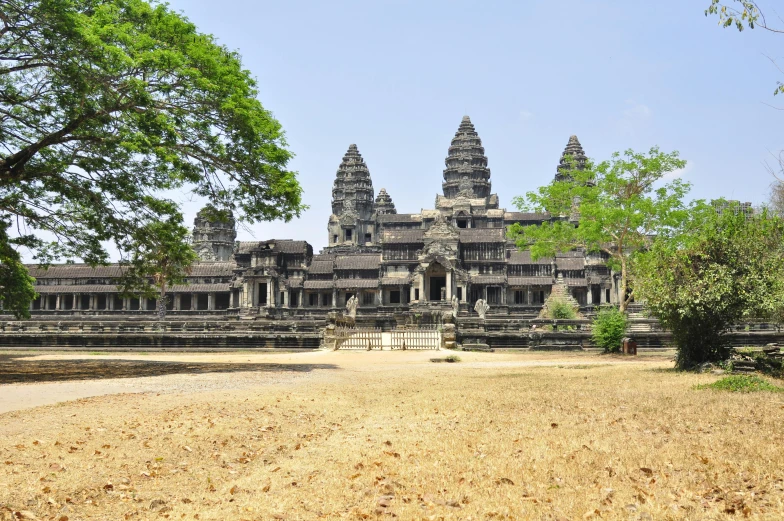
left=192, top=205, right=237, bottom=262
left=555, top=135, right=588, bottom=182
left=328, top=144, right=376, bottom=247
left=442, top=116, right=492, bottom=199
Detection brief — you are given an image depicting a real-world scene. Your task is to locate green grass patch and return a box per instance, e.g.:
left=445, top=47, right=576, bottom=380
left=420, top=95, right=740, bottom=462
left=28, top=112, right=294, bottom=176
left=696, top=375, right=784, bottom=393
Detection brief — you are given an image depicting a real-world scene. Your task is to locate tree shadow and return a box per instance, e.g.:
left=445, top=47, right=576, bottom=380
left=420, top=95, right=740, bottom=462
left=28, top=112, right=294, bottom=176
left=0, top=354, right=338, bottom=384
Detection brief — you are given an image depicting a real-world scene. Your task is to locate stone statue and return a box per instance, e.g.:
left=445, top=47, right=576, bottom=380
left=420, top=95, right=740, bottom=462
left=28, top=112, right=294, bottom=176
left=440, top=286, right=446, bottom=301
left=474, top=299, right=490, bottom=320
left=346, top=295, right=358, bottom=319
left=451, top=295, right=459, bottom=316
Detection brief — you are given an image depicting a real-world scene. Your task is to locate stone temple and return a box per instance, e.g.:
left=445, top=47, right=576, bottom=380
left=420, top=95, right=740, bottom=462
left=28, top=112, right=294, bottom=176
left=23, top=116, right=621, bottom=319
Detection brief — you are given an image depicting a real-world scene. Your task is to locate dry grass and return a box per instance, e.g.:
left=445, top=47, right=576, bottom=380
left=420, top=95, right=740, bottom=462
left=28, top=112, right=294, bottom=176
left=1, top=351, right=784, bottom=520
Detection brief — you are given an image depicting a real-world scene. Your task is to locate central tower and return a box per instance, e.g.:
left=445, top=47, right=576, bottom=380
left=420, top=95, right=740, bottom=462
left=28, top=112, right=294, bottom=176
left=441, top=116, right=492, bottom=199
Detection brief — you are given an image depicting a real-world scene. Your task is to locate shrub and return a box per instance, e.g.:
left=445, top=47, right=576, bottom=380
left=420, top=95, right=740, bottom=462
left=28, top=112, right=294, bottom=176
left=548, top=300, right=577, bottom=320
left=591, top=306, right=628, bottom=353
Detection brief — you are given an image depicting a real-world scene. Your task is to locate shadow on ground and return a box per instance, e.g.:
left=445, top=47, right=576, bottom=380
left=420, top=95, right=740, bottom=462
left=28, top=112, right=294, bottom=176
left=0, top=354, right=338, bottom=384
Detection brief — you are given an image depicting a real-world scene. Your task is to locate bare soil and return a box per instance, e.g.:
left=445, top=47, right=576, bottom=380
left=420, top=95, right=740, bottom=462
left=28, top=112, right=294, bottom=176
left=1, top=349, right=782, bottom=520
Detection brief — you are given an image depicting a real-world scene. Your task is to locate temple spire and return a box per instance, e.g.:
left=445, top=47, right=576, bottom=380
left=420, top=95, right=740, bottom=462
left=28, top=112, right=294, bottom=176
left=374, top=188, right=396, bottom=215
left=441, top=115, right=492, bottom=199
left=331, top=144, right=374, bottom=217
left=555, top=135, right=588, bottom=182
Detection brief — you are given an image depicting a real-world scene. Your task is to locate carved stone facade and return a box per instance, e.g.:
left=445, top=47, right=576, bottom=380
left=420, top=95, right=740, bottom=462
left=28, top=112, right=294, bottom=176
left=229, top=115, right=620, bottom=317
left=22, top=116, right=620, bottom=319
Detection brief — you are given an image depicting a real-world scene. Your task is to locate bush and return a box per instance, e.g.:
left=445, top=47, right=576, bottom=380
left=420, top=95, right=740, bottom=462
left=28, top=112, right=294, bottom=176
left=591, top=306, right=628, bottom=353
left=548, top=300, right=577, bottom=320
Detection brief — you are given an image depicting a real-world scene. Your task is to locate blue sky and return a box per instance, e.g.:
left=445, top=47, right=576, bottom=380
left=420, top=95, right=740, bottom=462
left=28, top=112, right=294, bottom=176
left=165, top=0, right=784, bottom=253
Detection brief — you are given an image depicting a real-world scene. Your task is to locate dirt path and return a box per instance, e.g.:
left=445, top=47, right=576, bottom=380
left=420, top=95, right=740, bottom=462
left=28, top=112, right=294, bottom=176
left=0, top=350, right=673, bottom=414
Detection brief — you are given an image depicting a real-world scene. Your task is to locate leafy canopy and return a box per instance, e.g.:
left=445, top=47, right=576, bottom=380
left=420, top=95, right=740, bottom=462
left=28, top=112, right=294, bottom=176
left=0, top=0, right=305, bottom=317
left=635, top=202, right=784, bottom=369
left=508, top=147, right=689, bottom=311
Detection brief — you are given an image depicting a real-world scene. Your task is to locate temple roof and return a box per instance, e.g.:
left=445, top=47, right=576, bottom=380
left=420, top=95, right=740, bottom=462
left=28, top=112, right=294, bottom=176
left=555, top=135, right=588, bottom=182
left=377, top=213, right=420, bottom=223
left=381, top=229, right=424, bottom=244
left=236, top=240, right=309, bottom=255
left=26, top=262, right=234, bottom=279
left=555, top=256, right=585, bottom=270
left=503, top=211, right=551, bottom=223
left=507, top=250, right=553, bottom=265
left=334, top=254, right=381, bottom=270
left=458, top=228, right=505, bottom=243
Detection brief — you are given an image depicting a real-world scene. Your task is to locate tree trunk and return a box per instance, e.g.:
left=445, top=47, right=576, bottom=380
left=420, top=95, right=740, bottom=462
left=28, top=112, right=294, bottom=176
left=619, top=256, right=628, bottom=313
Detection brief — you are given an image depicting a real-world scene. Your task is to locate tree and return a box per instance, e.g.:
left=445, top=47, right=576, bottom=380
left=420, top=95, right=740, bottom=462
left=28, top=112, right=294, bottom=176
left=635, top=202, right=784, bottom=369
left=117, top=213, right=199, bottom=320
left=0, top=0, right=305, bottom=318
left=509, top=147, right=690, bottom=312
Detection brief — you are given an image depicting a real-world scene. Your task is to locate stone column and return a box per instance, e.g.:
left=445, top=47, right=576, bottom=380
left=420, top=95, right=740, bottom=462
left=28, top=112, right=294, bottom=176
left=587, top=287, right=593, bottom=305
left=446, top=271, right=452, bottom=301
left=599, top=286, right=606, bottom=304
left=107, top=295, right=113, bottom=310
left=267, top=281, right=273, bottom=308
left=483, top=286, right=488, bottom=302
left=409, top=285, right=416, bottom=303
left=501, top=287, right=507, bottom=305
left=55, top=294, right=61, bottom=310
left=174, top=294, right=181, bottom=311
left=527, top=287, right=532, bottom=306
left=332, top=288, right=337, bottom=309
left=419, top=276, right=425, bottom=302
left=300, top=289, right=304, bottom=309
left=191, top=293, right=198, bottom=311
left=208, top=293, right=215, bottom=311
left=73, top=293, right=79, bottom=310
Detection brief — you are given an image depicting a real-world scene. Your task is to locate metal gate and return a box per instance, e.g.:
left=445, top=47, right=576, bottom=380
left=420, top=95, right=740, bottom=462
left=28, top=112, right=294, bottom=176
left=335, top=326, right=383, bottom=350
left=390, top=327, right=440, bottom=350
left=334, top=326, right=440, bottom=350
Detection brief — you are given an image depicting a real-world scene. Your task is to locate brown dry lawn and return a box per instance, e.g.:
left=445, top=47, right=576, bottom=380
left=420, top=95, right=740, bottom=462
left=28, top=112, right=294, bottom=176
left=1, top=349, right=783, bottom=520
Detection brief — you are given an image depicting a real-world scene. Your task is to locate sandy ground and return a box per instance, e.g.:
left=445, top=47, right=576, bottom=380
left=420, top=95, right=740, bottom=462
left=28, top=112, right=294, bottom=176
left=0, top=349, right=666, bottom=414
left=4, top=349, right=784, bottom=520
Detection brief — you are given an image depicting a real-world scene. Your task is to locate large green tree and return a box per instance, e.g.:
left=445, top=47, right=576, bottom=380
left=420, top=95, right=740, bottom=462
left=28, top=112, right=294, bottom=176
left=117, top=212, right=199, bottom=320
left=635, top=202, right=784, bottom=369
left=509, top=148, right=689, bottom=312
left=0, top=0, right=304, bottom=318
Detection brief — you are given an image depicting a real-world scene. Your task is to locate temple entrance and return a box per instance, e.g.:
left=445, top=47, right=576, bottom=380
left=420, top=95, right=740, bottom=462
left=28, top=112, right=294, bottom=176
left=429, top=277, right=446, bottom=301
left=425, top=262, right=448, bottom=301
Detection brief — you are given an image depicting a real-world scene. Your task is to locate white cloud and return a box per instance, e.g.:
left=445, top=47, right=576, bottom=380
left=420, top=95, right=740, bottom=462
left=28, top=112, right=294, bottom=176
left=617, top=100, right=652, bottom=135
left=623, top=100, right=651, bottom=120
